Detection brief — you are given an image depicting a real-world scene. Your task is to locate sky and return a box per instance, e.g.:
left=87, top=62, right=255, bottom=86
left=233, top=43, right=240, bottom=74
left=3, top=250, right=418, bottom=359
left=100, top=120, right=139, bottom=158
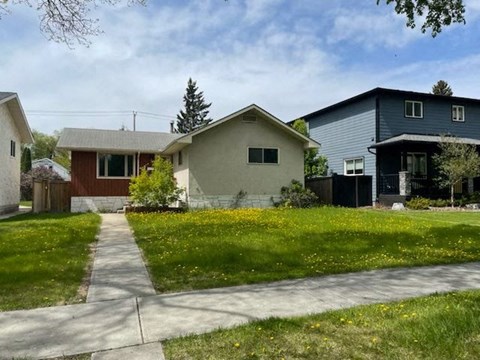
left=1, top=0, right=480, bottom=134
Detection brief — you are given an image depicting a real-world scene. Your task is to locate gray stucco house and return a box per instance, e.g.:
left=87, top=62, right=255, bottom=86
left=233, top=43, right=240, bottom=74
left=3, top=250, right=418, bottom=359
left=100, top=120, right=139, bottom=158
left=0, top=92, right=34, bottom=214
left=301, top=87, right=480, bottom=204
left=58, top=104, right=319, bottom=212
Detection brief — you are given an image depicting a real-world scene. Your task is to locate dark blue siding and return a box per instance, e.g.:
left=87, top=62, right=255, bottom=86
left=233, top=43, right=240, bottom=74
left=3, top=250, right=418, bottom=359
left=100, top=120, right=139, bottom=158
left=379, top=94, right=480, bottom=141
left=308, top=97, right=377, bottom=200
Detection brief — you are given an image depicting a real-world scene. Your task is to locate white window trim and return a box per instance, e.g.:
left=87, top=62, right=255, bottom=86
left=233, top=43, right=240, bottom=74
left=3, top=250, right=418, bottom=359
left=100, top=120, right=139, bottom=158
left=247, top=147, right=280, bottom=165
left=344, top=157, right=364, bottom=176
left=405, top=100, right=423, bottom=118
left=452, top=105, right=465, bottom=122
left=97, top=153, right=136, bottom=179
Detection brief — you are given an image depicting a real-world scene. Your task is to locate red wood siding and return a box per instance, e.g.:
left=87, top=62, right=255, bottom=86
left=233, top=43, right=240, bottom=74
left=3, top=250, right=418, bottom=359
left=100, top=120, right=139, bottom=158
left=71, top=151, right=156, bottom=196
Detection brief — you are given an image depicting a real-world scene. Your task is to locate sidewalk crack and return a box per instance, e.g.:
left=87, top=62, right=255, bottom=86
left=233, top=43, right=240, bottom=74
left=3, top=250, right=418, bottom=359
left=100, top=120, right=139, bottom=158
left=136, top=297, right=145, bottom=344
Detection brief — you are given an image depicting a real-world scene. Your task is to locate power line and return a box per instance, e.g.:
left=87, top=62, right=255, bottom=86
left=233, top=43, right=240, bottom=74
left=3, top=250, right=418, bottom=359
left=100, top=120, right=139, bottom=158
left=26, top=109, right=177, bottom=120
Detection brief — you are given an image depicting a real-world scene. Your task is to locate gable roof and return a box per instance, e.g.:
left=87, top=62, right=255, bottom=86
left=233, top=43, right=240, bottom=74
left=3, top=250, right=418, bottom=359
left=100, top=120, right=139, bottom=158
left=57, top=128, right=182, bottom=153
left=300, top=87, right=480, bottom=121
left=162, top=104, right=320, bottom=155
left=0, top=92, right=34, bottom=143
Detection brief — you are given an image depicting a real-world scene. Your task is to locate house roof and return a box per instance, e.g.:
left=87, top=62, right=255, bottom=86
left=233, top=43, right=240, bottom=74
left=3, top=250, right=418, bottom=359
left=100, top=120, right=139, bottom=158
left=370, top=133, right=480, bottom=148
left=57, top=128, right=182, bottom=153
left=300, top=87, right=480, bottom=121
left=162, top=104, right=320, bottom=155
left=0, top=92, right=34, bottom=143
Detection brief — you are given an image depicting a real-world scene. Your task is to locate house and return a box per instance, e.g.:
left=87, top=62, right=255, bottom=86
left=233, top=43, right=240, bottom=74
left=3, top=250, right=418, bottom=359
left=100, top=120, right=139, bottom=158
left=301, top=88, right=480, bottom=205
left=57, top=104, right=319, bottom=212
left=32, top=158, right=71, bottom=181
left=0, top=92, right=34, bottom=214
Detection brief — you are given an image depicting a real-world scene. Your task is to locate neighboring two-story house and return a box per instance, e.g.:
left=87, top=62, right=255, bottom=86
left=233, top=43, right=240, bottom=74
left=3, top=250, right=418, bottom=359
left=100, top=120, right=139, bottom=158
left=301, top=87, right=480, bottom=205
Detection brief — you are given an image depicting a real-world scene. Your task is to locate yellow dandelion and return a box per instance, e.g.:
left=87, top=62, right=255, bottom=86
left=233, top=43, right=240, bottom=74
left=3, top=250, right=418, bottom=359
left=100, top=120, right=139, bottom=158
left=234, top=342, right=240, bottom=348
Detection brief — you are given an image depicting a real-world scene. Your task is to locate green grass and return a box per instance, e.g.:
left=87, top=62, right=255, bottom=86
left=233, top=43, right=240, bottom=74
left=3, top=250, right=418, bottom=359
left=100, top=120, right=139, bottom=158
left=127, top=207, right=480, bottom=293
left=0, top=213, right=101, bottom=311
left=19, top=200, right=32, bottom=207
left=163, top=289, right=480, bottom=360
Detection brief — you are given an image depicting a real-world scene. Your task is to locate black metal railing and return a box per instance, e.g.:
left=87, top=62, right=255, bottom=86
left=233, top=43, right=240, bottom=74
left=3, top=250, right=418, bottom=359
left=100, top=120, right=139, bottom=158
left=379, top=174, right=400, bottom=194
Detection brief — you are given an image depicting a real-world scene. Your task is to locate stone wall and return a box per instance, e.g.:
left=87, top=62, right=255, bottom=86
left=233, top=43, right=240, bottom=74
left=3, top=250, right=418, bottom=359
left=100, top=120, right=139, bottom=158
left=71, top=196, right=129, bottom=213
left=187, top=195, right=280, bottom=209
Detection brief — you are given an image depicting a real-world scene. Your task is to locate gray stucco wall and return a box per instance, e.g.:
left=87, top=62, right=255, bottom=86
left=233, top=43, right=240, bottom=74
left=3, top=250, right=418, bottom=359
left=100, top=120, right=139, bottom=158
left=308, top=97, right=377, bottom=201
left=177, top=110, right=305, bottom=206
left=0, top=103, right=21, bottom=214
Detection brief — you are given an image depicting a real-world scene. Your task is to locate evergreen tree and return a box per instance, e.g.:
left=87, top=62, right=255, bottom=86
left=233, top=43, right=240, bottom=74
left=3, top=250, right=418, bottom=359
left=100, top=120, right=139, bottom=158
left=21, top=147, right=32, bottom=173
left=432, top=80, right=453, bottom=96
left=176, top=78, right=212, bottom=134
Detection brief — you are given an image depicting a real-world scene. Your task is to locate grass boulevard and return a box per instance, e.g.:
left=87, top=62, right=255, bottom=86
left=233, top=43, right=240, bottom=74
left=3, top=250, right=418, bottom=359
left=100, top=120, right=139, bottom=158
left=2, top=207, right=480, bottom=359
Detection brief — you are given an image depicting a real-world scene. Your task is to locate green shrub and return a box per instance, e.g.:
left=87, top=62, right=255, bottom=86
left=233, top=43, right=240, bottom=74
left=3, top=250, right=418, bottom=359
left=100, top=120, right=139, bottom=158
left=429, top=198, right=450, bottom=207
left=129, top=156, right=184, bottom=207
left=405, top=197, right=430, bottom=210
left=277, top=180, right=318, bottom=208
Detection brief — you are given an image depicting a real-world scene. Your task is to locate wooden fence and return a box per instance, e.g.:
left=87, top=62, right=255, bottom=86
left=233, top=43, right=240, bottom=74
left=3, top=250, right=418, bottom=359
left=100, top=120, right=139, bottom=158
left=33, top=180, right=71, bottom=213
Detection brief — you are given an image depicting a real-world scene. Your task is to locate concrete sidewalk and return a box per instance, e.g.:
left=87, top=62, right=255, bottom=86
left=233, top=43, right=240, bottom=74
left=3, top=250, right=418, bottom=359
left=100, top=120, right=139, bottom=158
left=87, top=214, right=155, bottom=303
left=1, top=262, right=480, bottom=359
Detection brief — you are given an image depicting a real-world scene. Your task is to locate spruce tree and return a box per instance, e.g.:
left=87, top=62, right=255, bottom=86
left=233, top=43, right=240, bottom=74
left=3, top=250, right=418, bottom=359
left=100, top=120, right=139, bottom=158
left=21, top=147, right=32, bottom=173
left=432, top=80, right=453, bottom=96
left=176, top=78, right=212, bottom=134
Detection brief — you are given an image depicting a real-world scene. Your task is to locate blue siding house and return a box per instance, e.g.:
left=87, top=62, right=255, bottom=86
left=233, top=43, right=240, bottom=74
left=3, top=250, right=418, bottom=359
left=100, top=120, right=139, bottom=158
left=301, top=88, right=480, bottom=204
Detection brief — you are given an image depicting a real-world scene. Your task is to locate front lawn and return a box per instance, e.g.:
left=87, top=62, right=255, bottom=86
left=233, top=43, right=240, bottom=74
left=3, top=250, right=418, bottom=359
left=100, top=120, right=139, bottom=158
left=164, top=289, right=480, bottom=360
left=127, top=207, right=480, bottom=293
left=0, top=213, right=101, bottom=311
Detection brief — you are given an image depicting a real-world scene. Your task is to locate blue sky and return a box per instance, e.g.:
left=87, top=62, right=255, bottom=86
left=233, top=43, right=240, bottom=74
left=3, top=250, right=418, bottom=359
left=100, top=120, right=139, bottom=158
left=1, top=0, right=480, bottom=134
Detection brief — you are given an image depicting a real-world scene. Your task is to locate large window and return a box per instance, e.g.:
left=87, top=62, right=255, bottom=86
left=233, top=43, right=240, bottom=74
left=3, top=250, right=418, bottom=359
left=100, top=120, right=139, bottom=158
left=98, top=153, right=134, bottom=178
left=344, top=158, right=364, bottom=175
left=452, top=105, right=465, bottom=122
left=405, top=153, right=427, bottom=177
left=405, top=100, right=423, bottom=118
left=248, top=147, right=279, bottom=164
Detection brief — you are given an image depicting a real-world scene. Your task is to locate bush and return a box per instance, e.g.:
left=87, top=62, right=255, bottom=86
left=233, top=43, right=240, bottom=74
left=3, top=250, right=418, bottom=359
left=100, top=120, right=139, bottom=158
left=429, top=198, right=450, bottom=207
left=405, top=197, right=430, bottom=210
left=129, top=156, right=184, bottom=207
left=277, top=180, right=318, bottom=208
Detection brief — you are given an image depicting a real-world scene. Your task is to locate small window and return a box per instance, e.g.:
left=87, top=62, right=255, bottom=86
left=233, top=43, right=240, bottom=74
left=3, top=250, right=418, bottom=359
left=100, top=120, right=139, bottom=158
left=178, top=150, right=183, bottom=165
left=10, top=140, right=16, bottom=157
left=405, top=100, right=423, bottom=118
left=248, top=148, right=279, bottom=164
left=98, top=153, right=134, bottom=178
left=452, top=105, right=465, bottom=122
left=344, top=158, right=364, bottom=175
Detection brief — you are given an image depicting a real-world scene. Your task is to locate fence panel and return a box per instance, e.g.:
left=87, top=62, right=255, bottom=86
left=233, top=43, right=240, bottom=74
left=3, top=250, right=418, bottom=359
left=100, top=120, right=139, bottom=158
left=33, top=180, right=71, bottom=213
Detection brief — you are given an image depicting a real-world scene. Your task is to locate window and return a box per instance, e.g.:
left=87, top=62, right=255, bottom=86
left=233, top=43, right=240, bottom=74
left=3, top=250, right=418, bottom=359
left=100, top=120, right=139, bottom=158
left=98, top=153, right=134, bottom=178
left=10, top=140, right=15, bottom=157
left=404, top=153, right=427, bottom=177
left=344, top=158, right=364, bottom=175
left=452, top=105, right=465, bottom=122
left=248, top=147, right=279, bottom=164
left=405, top=100, right=423, bottom=118
left=178, top=150, right=183, bottom=165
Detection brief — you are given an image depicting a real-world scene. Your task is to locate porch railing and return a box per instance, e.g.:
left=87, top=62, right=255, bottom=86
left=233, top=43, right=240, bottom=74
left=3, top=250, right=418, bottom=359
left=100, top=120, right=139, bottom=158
left=378, top=174, right=399, bottom=194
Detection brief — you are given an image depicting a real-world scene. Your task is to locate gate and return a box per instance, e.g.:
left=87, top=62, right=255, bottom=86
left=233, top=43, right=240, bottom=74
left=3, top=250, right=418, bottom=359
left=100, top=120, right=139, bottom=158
left=33, top=180, right=71, bottom=213
left=306, top=175, right=372, bottom=207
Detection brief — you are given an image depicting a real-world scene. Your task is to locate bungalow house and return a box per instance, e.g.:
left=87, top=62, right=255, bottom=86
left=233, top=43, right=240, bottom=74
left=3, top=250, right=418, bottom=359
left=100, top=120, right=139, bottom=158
left=300, top=88, right=480, bottom=205
left=0, top=92, right=34, bottom=214
left=57, top=104, right=319, bottom=212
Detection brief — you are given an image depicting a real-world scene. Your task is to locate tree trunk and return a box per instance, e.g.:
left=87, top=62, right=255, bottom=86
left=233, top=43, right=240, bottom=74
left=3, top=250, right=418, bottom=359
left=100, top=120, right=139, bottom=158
left=451, top=184, right=455, bottom=208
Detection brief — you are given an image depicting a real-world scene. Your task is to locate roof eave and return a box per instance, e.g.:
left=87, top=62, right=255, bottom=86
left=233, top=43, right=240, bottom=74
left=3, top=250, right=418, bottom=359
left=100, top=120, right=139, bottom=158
left=2, top=94, right=34, bottom=144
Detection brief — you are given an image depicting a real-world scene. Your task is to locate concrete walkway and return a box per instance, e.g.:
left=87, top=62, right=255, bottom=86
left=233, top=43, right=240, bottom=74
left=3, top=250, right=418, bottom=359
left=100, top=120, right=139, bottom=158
left=87, top=214, right=155, bottom=303
left=1, top=261, right=480, bottom=359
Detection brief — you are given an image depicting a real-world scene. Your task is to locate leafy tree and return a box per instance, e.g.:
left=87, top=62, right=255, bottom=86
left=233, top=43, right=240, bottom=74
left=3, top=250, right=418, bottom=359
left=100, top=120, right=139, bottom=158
left=432, top=80, right=453, bottom=96
left=31, top=130, right=71, bottom=170
left=432, top=136, right=480, bottom=207
left=292, top=119, right=328, bottom=179
left=21, top=147, right=32, bottom=173
left=378, top=0, right=465, bottom=37
left=129, top=156, right=184, bottom=207
left=176, top=78, right=212, bottom=134
left=0, top=0, right=147, bottom=47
